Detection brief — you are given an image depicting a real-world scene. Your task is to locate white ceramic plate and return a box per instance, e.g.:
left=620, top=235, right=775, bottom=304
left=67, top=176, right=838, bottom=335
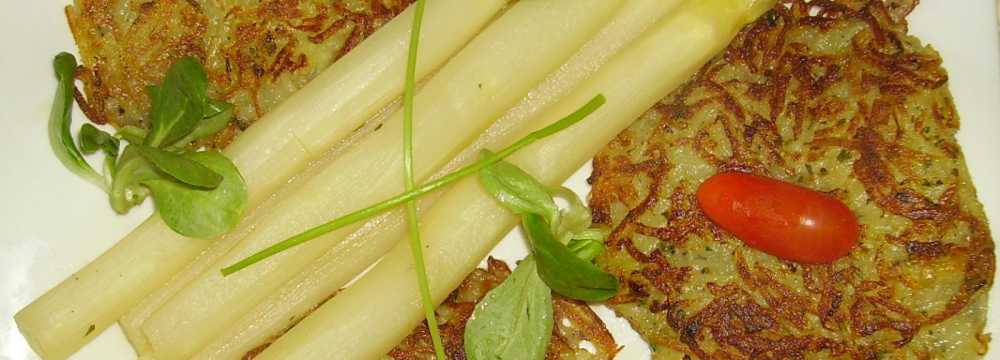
left=2, top=1, right=998, bottom=359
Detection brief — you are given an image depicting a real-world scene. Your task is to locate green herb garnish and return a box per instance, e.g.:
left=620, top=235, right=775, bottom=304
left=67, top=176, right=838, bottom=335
left=476, top=156, right=618, bottom=301
left=399, top=0, right=445, bottom=357
left=116, top=125, right=148, bottom=145
left=836, top=149, right=850, bottom=162
left=465, top=156, right=618, bottom=358
left=478, top=154, right=561, bottom=225
left=141, top=150, right=246, bottom=238
left=132, top=145, right=223, bottom=188
left=79, top=123, right=120, bottom=159
left=182, top=100, right=234, bottom=147
left=524, top=213, right=618, bottom=301
left=50, top=53, right=107, bottom=191
left=47, top=52, right=247, bottom=238
left=567, top=236, right=607, bottom=262
left=220, top=94, right=606, bottom=275
left=464, top=259, right=553, bottom=360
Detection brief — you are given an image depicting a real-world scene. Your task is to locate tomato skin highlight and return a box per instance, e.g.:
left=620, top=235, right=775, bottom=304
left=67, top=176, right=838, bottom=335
left=696, top=172, right=860, bottom=264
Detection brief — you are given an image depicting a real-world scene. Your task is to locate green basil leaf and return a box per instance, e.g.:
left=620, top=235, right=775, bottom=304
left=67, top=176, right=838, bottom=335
left=190, top=100, right=233, bottom=141
left=464, top=259, right=552, bottom=360
left=524, top=214, right=618, bottom=302
left=116, top=125, right=148, bottom=145
left=145, top=57, right=212, bottom=147
left=567, top=238, right=605, bottom=262
left=166, top=99, right=233, bottom=150
left=48, top=52, right=106, bottom=190
left=110, top=146, right=162, bottom=213
left=147, top=57, right=233, bottom=149
left=145, top=82, right=203, bottom=148
left=547, top=186, right=593, bottom=242
left=163, top=57, right=210, bottom=103
left=133, top=145, right=223, bottom=189
left=479, top=152, right=559, bottom=224
left=141, top=150, right=248, bottom=238
left=79, top=123, right=119, bottom=158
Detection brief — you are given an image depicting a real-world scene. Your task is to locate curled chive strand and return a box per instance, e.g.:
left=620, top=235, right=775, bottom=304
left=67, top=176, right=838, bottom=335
left=400, top=1, right=446, bottom=358
left=220, top=94, right=605, bottom=275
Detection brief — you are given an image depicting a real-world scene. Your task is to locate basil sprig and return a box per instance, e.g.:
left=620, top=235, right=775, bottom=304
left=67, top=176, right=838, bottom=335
left=47, top=52, right=247, bottom=238
left=132, top=145, right=223, bottom=189
left=476, top=155, right=618, bottom=301
left=523, top=213, right=618, bottom=301
left=478, top=155, right=560, bottom=225
left=464, top=259, right=552, bottom=360
left=465, top=157, right=619, bottom=359
left=79, top=123, right=120, bottom=160
left=141, top=150, right=246, bottom=238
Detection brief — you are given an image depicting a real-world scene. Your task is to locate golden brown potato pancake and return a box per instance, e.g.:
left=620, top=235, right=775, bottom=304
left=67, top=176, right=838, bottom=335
left=589, top=0, right=994, bottom=358
left=66, top=0, right=411, bottom=147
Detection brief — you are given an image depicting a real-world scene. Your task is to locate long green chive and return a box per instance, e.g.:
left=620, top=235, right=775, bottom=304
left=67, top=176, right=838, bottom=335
left=220, top=94, right=605, bottom=275
left=400, top=1, right=446, bottom=358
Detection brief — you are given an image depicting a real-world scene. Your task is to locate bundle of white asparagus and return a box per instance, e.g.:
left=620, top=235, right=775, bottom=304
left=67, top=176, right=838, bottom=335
left=15, top=0, right=776, bottom=358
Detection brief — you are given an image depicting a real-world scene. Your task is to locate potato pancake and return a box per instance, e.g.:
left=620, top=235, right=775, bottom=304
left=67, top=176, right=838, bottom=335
left=66, top=0, right=410, bottom=146
left=589, top=0, right=995, bottom=358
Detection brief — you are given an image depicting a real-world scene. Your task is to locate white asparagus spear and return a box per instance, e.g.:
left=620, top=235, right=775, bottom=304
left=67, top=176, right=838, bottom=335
left=14, top=1, right=506, bottom=358
left=125, top=100, right=408, bottom=358
left=119, top=96, right=404, bottom=356
left=225, top=0, right=509, bottom=201
left=191, top=2, right=680, bottom=357
left=194, top=204, right=422, bottom=360
left=140, top=2, right=623, bottom=359
left=256, top=1, right=776, bottom=358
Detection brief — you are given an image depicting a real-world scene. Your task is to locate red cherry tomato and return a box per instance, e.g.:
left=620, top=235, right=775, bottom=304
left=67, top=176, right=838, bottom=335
left=696, top=172, right=859, bottom=263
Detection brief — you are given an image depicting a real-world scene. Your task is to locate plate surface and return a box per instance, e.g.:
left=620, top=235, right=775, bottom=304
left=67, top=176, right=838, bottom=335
left=1, top=1, right=998, bottom=359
